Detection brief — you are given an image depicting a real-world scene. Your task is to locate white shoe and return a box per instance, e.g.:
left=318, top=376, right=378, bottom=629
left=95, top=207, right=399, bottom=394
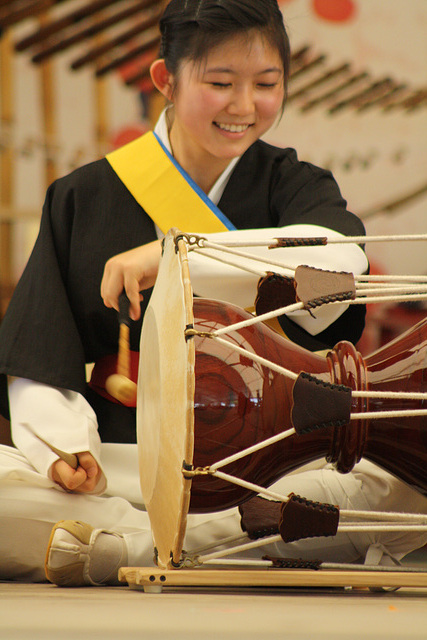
left=45, top=520, right=126, bottom=587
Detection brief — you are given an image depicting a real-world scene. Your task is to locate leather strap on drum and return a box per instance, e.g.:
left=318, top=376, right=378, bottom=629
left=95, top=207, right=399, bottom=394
left=239, top=494, right=340, bottom=542
left=273, top=237, right=328, bottom=248
left=239, top=496, right=282, bottom=539
left=279, top=493, right=339, bottom=542
left=255, top=272, right=296, bottom=315
left=291, top=372, right=352, bottom=434
left=255, top=266, right=356, bottom=316
left=294, top=265, right=356, bottom=310
left=262, top=555, right=321, bottom=570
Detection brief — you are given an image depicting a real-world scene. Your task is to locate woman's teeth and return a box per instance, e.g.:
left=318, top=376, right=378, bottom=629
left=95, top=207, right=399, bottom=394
left=216, top=123, right=250, bottom=133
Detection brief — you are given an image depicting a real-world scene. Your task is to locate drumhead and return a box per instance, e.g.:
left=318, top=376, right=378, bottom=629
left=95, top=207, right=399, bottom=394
left=137, top=230, right=195, bottom=569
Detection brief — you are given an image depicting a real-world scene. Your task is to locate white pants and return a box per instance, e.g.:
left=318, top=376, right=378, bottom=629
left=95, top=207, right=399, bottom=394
left=1, top=443, right=426, bottom=582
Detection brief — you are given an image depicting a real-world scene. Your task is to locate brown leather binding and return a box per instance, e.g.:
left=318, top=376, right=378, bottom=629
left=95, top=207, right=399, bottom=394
left=291, top=371, right=352, bottom=434
left=255, top=272, right=296, bottom=316
left=279, top=493, right=339, bottom=542
left=294, top=265, right=356, bottom=309
left=239, top=493, right=340, bottom=543
left=239, top=496, right=281, bottom=540
left=272, top=237, right=327, bottom=248
left=262, top=555, right=321, bottom=570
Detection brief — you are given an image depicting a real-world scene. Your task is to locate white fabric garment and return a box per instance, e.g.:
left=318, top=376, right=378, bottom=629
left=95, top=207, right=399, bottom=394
left=1, top=444, right=427, bottom=582
left=8, top=377, right=108, bottom=493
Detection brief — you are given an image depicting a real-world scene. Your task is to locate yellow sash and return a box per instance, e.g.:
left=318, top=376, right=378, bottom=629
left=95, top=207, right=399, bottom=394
left=107, top=132, right=289, bottom=339
left=106, top=131, right=236, bottom=235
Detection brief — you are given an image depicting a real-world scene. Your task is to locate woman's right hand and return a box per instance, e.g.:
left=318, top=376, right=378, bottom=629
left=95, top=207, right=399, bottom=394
left=100, top=240, right=162, bottom=321
left=51, top=451, right=102, bottom=493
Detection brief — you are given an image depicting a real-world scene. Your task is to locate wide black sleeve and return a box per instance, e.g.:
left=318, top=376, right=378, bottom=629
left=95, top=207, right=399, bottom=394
left=220, top=141, right=366, bottom=238
left=0, top=182, right=87, bottom=419
left=270, top=154, right=366, bottom=237
left=220, top=142, right=368, bottom=351
left=270, top=153, right=367, bottom=349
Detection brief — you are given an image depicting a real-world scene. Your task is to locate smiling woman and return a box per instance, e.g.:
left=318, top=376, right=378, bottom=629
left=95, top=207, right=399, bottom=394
left=146, top=0, right=290, bottom=194
left=1, top=0, right=425, bottom=588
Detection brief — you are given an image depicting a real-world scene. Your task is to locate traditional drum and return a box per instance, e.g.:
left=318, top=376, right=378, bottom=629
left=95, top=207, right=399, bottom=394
left=137, top=229, right=427, bottom=569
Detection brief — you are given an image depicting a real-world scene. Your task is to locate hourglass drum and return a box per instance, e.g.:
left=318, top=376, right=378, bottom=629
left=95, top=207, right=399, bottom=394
left=137, top=229, right=427, bottom=569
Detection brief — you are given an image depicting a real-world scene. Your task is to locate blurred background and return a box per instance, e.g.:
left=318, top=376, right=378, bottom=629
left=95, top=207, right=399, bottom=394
left=0, top=0, right=426, bottom=355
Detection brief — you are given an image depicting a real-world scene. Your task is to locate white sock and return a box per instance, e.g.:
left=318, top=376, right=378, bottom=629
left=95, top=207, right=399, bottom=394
left=89, top=531, right=128, bottom=585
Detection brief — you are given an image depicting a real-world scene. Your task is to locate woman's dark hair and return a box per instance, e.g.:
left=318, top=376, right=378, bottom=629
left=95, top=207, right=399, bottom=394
left=159, top=0, right=291, bottom=103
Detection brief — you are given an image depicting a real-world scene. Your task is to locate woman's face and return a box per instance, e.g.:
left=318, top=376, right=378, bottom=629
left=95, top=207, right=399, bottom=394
left=168, top=32, right=285, bottom=171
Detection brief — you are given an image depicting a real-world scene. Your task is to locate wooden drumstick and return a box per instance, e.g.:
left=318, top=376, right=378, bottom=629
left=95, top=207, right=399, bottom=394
left=105, top=292, right=137, bottom=406
left=23, top=423, right=79, bottom=469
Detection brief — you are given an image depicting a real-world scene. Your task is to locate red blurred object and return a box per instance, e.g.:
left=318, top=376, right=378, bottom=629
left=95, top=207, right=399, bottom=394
left=116, top=49, right=157, bottom=92
left=110, top=124, right=149, bottom=150
left=357, top=260, right=426, bottom=356
left=312, top=0, right=356, bottom=23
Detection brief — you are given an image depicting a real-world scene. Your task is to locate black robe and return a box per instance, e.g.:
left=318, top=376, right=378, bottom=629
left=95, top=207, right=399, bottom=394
left=0, top=139, right=366, bottom=441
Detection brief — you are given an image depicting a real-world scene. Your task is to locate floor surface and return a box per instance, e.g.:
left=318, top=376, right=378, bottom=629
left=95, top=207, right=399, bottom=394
left=1, top=579, right=427, bottom=640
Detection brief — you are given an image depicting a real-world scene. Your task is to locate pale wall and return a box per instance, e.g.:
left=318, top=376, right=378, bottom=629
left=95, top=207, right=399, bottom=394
left=3, top=0, right=427, bottom=280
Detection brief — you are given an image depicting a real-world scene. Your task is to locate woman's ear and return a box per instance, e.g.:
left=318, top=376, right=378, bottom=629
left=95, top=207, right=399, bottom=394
left=150, top=59, right=174, bottom=100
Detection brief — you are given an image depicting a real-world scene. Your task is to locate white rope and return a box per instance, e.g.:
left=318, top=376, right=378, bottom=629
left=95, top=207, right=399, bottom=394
left=352, top=390, right=427, bottom=400
left=204, top=333, right=427, bottom=403
left=351, top=409, right=427, bottom=419
left=197, top=523, right=427, bottom=564
left=355, top=274, right=427, bottom=283
left=203, top=469, right=427, bottom=524
left=355, top=292, right=427, bottom=302
left=206, top=293, right=427, bottom=342
left=206, top=400, right=426, bottom=475
left=190, top=241, right=427, bottom=307
left=211, top=335, right=299, bottom=380
left=211, top=302, right=303, bottom=337
left=197, top=536, right=282, bottom=563
left=185, top=534, right=248, bottom=557
left=342, top=293, right=427, bottom=305
left=355, top=285, right=427, bottom=296
left=340, top=511, right=427, bottom=523
left=192, top=247, right=271, bottom=277
left=209, top=427, right=296, bottom=472
left=336, top=524, right=427, bottom=531
left=192, top=244, right=295, bottom=276
left=294, top=234, right=427, bottom=245
left=188, top=237, right=427, bottom=301
left=195, top=242, right=427, bottom=289
left=355, top=282, right=427, bottom=292
left=198, top=241, right=427, bottom=287
left=214, top=234, right=427, bottom=248
left=193, top=333, right=427, bottom=411
left=202, top=558, right=427, bottom=572
left=204, top=558, right=273, bottom=567
left=211, top=470, right=293, bottom=502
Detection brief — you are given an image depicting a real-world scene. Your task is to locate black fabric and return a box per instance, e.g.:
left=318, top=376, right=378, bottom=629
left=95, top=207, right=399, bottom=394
left=84, top=387, right=136, bottom=444
left=0, top=140, right=366, bottom=439
left=278, top=304, right=367, bottom=352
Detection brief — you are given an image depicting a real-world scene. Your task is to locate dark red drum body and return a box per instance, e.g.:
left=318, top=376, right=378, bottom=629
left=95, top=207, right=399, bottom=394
left=190, top=299, right=427, bottom=512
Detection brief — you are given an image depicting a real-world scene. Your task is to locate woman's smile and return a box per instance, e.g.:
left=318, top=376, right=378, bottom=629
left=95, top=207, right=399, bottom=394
left=213, top=121, right=254, bottom=134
